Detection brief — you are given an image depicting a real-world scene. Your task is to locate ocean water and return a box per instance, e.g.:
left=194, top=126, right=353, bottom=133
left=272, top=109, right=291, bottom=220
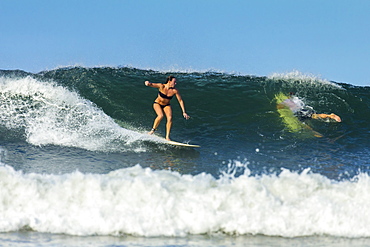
left=0, top=67, right=369, bottom=246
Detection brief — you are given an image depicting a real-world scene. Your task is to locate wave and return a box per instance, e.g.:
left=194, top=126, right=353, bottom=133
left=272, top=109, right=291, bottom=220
left=0, top=75, right=162, bottom=152
left=0, top=67, right=369, bottom=179
left=0, top=162, right=370, bottom=238
left=1, top=67, right=368, bottom=140
left=0, top=66, right=369, bottom=240
left=268, top=70, right=343, bottom=89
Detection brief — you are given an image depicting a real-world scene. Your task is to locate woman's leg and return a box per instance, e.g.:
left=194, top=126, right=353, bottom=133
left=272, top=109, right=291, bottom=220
left=163, top=106, right=173, bottom=140
left=149, top=103, right=164, bottom=134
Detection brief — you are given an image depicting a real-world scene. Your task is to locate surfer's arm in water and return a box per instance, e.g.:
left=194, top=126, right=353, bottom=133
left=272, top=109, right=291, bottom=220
left=312, top=113, right=341, bottom=122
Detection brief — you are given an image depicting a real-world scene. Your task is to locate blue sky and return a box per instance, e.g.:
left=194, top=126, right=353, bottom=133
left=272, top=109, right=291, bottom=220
left=1, top=0, right=369, bottom=86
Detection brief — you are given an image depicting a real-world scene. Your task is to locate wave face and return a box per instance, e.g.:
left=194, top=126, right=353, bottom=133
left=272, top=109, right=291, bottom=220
left=0, top=70, right=160, bottom=152
left=1, top=67, right=368, bottom=176
left=0, top=67, right=369, bottom=238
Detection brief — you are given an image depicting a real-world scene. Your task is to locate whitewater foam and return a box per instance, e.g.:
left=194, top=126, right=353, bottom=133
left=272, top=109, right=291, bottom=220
left=0, top=76, right=160, bottom=152
left=268, top=70, right=343, bottom=89
left=1, top=162, right=370, bottom=238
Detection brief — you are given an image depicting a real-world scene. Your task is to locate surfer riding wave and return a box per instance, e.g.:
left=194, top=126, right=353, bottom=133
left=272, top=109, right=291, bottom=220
left=145, top=76, right=190, bottom=141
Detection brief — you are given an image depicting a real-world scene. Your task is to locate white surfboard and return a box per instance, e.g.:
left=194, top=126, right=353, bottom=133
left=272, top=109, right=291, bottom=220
left=145, top=133, right=200, bottom=147
left=166, top=140, right=200, bottom=148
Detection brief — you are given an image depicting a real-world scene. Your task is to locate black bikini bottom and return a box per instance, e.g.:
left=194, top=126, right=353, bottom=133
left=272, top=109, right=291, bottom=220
left=154, top=102, right=170, bottom=109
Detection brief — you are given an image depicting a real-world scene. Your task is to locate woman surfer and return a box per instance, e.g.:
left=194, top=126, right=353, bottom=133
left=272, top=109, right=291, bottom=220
left=145, top=76, right=190, bottom=141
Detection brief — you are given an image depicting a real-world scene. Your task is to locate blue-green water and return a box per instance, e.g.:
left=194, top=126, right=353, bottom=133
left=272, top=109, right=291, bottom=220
left=0, top=67, right=369, bottom=246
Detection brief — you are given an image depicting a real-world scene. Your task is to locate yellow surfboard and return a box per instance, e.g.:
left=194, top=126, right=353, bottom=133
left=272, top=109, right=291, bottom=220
left=274, top=93, right=322, bottom=138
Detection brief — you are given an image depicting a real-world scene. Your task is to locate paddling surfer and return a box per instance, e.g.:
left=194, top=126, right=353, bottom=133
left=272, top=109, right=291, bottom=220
left=277, top=92, right=342, bottom=122
left=145, top=76, right=190, bottom=141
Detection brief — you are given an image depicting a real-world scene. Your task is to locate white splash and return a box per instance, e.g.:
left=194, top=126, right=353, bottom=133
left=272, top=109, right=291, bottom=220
left=268, top=70, right=343, bottom=89
left=0, top=76, right=158, bottom=152
left=1, top=162, right=370, bottom=238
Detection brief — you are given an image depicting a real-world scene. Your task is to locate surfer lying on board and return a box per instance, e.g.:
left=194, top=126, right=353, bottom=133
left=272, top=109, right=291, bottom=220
left=277, top=92, right=342, bottom=122
left=145, top=76, right=190, bottom=141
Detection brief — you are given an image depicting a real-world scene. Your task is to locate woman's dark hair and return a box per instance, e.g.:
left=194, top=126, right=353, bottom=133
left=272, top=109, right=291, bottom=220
left=165, top=75, right=176, bottom=84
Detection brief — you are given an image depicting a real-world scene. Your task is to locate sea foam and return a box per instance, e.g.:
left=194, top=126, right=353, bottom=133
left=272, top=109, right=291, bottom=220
left=0, top=76, right=158, bottom=152
left=0, top=162, right=370, bottom=238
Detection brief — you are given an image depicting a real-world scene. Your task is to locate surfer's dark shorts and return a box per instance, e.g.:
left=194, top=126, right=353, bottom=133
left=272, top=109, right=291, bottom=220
left=295, top=107, right=316, bottom=120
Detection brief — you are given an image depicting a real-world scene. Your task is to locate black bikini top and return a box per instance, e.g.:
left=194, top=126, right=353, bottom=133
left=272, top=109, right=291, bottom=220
left=158, top=91, right=174, bottom=100
left=158, top=86, right=175, bottom=100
